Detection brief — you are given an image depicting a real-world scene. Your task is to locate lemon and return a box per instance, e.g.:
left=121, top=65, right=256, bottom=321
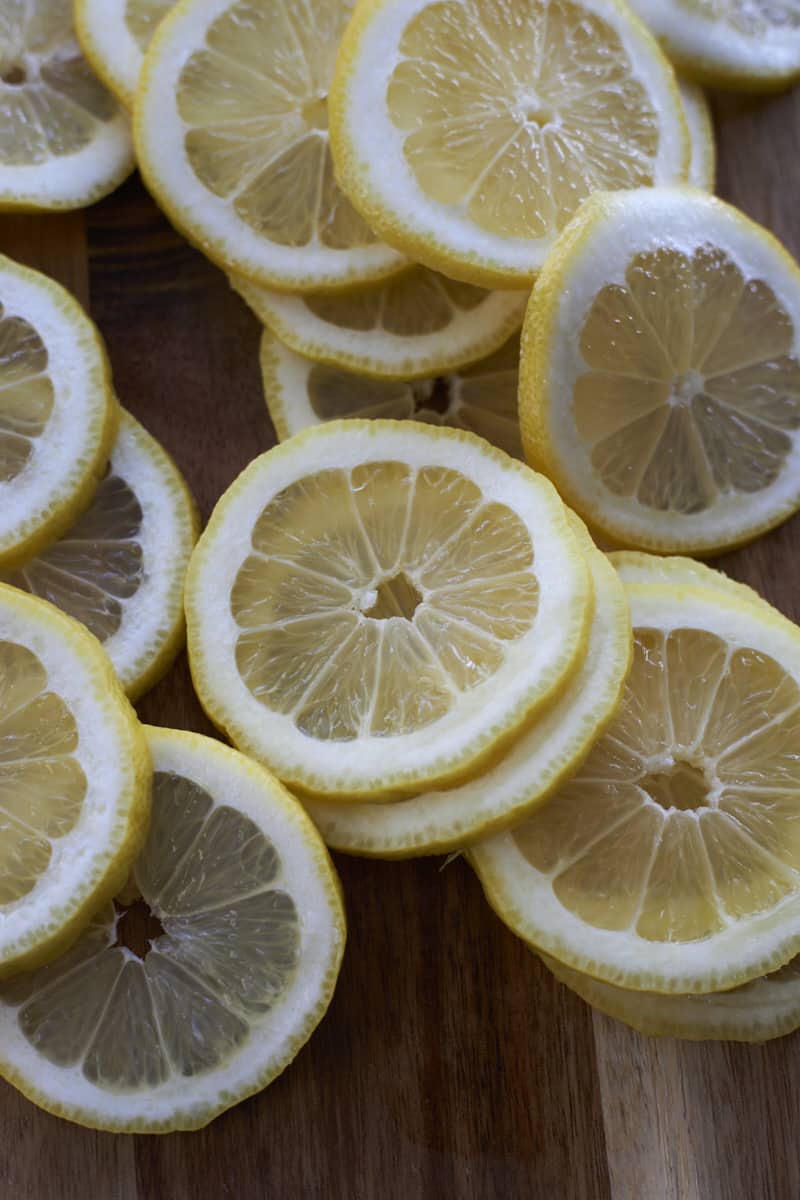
left=0, top=726, right=345, bottom=1132
left=260, top=329, right=524, bottom=459
left=185, top=419, right=592, bottom=801
left=471, top=578, right=800, bottom=995
left=75, top=0, right=174, bottom=107
left=2, top=410, right=199, bottom=700
left=610, top=549, right=774, bottom=618
left=679, top=79, right=715, bottom=190
left=0, top=255, right=119, bottom=567
left=521, top=187, right=800, bottom=557
left=328, top=0, right=689, bottom=288
left=0, top=584, right=150, bottom=979
left=135, top=0, right=407, bottom=292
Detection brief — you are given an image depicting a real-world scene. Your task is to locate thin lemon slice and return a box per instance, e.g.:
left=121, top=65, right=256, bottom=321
left=234, top=266, right=526, bottom=381
left=260, top=329, right=524, bottom=459
left=75, top=0, right=174, bottom=107
left=305, top=523, right=630, bottom=857
left=0, top=255, right=118, bottom=566
left=0, top=0, right=133, bottom=211
left=0, top=727, right=345, bottom=1132
left=471, top=580, right=800, bottom=994
left=135, top=0, right=408, bottom=292
left=0, top=584, right=149, bottom=978
left=610, top=549, right=774, bottom=618
left=2, top=410, right=199, bottom=700
left=329, top=0, right=689, bottom=288
left=185, top=420, right=592, bottom=800
left=679, top=79, right=715, bottom=190
left=521, top=187, right=800, bottom=557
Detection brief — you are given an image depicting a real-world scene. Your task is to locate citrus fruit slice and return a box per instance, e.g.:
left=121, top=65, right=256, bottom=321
left=185, top=419, right=592, bottom=801
left=304, top=522, right=630, bottom=857
left=0, top=583, right=149, bottom=979
left=0, top=255, right=118, bottom=567
left=471, top=578, right=800, bottom=994
left=260, top=329, right=524, bottom=459
left=135, top=0, right=408, bottom=292
left=329, top=0, right=689, bottom=287
left=0, top=0, right=134, bottom=211
left=610, top=549, right=774, bottom=618
left=521, top=187, right=800, bottom=557
left=2, top=410, right=199, bottom=700
left=234, top=265, right=526, bottom=381
left=679, top=79, right=715, bottom=190
left=75, top=0, right=174, bottom=107
left=0, top=726, right=345, bottom=1132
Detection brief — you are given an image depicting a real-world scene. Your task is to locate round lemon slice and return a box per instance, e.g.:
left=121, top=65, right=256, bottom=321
left=521, top=187, right=800, bottom=557
left=0, top=0, right=134, bottom=211
left=329, top=0, right=689, bottom=288
left=260, top=329, right=524, bottom=459
left=305, top=524, right=630, bottom=857
left=679, top=79, right=715, bottom=190
left=135, top=0, right=408, bottom=292
left=2, top=410, right=199, bottom=700
left=0, top=727, right=345, bottom=1132
left=0, top=584, right=149, bottom=979
left=471, top=579, right=800, bottom=995
left=185, top=420, right=592, bottom=801
left=0, top=255, right=118, bottom=567
left=610, top=549, right=774, bottom=617
left=75, top=0, right=174, bottom=107
left=234, top=265, right=526, bottom=381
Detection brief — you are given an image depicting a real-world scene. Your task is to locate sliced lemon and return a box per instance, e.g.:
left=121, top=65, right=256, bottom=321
left=0, top=583, right=150, bottom=979
left=679, top=79, right=715, bottom=190
left=610, top=549, right=774, bottom=618
left=0, top=0, right=134, bottom=211
left=0, top=255, right=119, bottom=567
left=2, top=410, right=199, bottom=700
left=471, top=579, right=800, bottom=994
left=329, top=0, right=689, bottom=288
left=0, top=726, right=345, bottom=1132
left=260, top=329, right=524, bottom=459
left=135, top=0, right=407, bottom=292
left=521, top=187, right=800, bottom=557
left=185, top=420, right=592, bottom=800
left=75, top=0, right=174, bottom=107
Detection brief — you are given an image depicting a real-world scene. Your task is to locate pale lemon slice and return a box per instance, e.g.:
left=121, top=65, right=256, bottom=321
left=0, top=727, right=345, bottom=1132
left=0, top=255, right=118, bottom=566
left=679, top=79, right=715, bottom=190
left=260, top=329, right=524, bottom=459
left=471, top=579, right=800, bottom=995
left=2, top=410, right=199, bottom=699
left=234, top=265, right=526, bottom=380
left=135, top=0, right=407, bottom=292
left=610, top=549, right=774, bottom=618
left=329, top=0, right=689, bottom=287
left=521, top=187, right=800, bottom=556
left=0, top=0, right=133, bottom=211
left=185, top=420, right=592, bottom=801
left=75, top=0, right=174, bottom=107
left=0, top=584, right=149, bottom=979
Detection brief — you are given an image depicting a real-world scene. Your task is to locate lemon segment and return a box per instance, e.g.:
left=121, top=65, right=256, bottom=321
left=75, top=0, right=174, bottom=107
left=678, top=79, right=715, bottom=190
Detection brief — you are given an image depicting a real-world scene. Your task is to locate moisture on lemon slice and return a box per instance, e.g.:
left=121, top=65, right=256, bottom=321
left=0, top=255, right=119, bottom=567
left=678, top=79, right=715, bottom=190
left=0, top=727, right=345, bottom=1132
left=2, top=410, right=199, bottom=700
left=185, top=419, right=592, bottom=801
left=0, top=584, right=150, bottom=979
left=260, top=329, right=524, bottom=460
left=135, top=0, right=407, bottom=292
left=521, top=187, right=800, bottom=557
left=75, top=0, right=174, bottom=107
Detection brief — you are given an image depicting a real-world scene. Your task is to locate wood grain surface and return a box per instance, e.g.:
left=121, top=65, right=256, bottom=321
left=1, top=85, right=800, bottom=1200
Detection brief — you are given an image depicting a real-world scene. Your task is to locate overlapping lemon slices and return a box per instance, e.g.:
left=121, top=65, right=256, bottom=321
left=76, top=0, right=174, bottom=107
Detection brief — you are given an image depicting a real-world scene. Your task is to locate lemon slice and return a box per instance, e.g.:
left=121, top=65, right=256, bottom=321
left=328, top=0, right=689, bottom=288
left=0, top=726, right=345, bottom=1132
left=679, top=79, right=715, bottom=190
left=260, top=329, right=524, bottom=459
left=0, top=584, right=149, bottom=979
left=75, top=0, right=174, bottom=107
left=2, top=410, right=199, bottom=700
left=185, top=420, right=592, bottom=800
left=471, top=579, right=800, bottom=995
left=305, top=523, right=630, bottom=857
left=135, top=0, right=408, bottom=292
left=0, top=0, right=134, bottom=211
left=610, top=549, right=774, bottom=617
left=521, top=187, right=800, bottom=557
left=234, top=266, right=526, bottom=381
left=0, top=255, right=119, bottom=567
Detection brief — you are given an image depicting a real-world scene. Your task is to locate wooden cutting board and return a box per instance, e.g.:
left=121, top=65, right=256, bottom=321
left=2, top=86, right=800, bottom=1200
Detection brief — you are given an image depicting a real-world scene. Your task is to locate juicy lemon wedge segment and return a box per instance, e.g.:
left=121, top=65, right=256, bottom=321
left=75, top=0, right=174, bottom=106
left=185, top=420, right=592, bottom=800
left=678, top=79, right=715, bottom=190
left=0, top=727, right=344, bottom=1132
